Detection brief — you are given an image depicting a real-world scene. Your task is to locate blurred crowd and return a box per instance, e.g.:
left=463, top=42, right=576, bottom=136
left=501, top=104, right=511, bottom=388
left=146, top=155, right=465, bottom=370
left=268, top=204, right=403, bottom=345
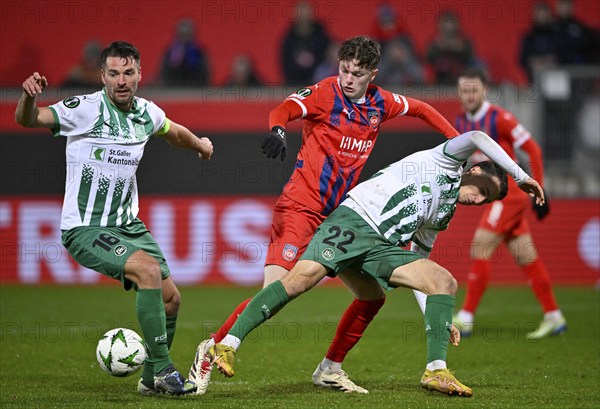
left=63, top=0, right=597, bottom=89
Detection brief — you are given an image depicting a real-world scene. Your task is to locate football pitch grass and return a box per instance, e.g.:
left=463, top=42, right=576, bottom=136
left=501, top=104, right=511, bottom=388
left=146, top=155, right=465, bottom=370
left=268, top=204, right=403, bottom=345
left=1, top=285, right=598, bottom=408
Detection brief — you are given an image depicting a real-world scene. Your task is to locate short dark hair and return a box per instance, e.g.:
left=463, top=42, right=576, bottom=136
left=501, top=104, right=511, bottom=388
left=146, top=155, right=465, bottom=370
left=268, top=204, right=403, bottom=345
left=459, top=67, right=488, bottom=85
left=472, top=161, right=509, bottom=200
left=338, top=36, right=382, bottom=70
left=100, top=41, right=140, bottom=68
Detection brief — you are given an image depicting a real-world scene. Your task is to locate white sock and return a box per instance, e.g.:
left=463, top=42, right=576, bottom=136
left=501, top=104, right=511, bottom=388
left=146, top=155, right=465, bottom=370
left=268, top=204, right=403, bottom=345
left=206, top=338, right=216, bottom=349
left=544, top=310, right=565, bottom=322
left=220, top=334, right=241, bottom=351
left=320, top=358, right=342, bottom=372
left=426, top=360, right=447, bottom=371
left=456, top=310, right=474, bottom=324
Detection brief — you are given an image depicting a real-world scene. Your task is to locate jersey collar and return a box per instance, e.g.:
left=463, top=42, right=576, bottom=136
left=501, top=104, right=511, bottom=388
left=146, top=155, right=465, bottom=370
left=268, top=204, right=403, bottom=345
left=466, top=101, right=490, bottom=122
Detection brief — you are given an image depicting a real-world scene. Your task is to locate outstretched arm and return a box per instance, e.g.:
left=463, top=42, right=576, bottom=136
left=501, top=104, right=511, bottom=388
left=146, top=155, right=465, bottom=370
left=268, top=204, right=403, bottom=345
left=518, top=138, right=544, bottom=187
left=445, top=131, right=545, bottom=204
left=15, top=72, right=55, bottom=128
left=404, top=97, right=460, bottom=139
left=160, top=120, right=213, bottom=160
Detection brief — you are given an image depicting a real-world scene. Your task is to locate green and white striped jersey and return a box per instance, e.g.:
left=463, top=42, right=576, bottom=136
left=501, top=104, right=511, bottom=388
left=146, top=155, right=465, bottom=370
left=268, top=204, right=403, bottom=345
left=49, top=89, right=167, bottom=230
left=342, top=140, right=464, bottom=253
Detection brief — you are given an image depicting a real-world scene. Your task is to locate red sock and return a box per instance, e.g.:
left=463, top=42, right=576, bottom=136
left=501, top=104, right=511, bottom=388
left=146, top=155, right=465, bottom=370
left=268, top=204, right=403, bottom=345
left=213, top=298, right=252, bottom=343
left=325, top=297, right=385, bottom=363
left=522, top=258, right=558, bottom=312
left=462, top=259, right=491, bottom=313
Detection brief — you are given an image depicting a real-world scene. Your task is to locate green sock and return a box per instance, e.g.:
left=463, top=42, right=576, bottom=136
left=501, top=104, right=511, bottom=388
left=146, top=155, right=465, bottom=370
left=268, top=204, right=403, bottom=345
left=424, top=294, right=455, bottom=364
left=136, top=288, right=172, bottom=374
left=140, top=314, right=177, bottom=384
left=166, top=314, right=177, bottom=349
left=230, top=281, right=289, bottom=341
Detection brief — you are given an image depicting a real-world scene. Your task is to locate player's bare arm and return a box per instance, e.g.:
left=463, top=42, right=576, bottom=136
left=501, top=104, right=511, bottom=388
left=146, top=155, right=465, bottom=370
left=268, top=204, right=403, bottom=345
left=161, top=120, right=213, bottom=160
left=15, top=72, right=54, bottom=128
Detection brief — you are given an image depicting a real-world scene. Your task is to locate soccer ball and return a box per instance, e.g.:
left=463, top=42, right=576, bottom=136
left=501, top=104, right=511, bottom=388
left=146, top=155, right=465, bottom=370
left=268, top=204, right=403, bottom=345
left=96, top=328, right=146, bottom=377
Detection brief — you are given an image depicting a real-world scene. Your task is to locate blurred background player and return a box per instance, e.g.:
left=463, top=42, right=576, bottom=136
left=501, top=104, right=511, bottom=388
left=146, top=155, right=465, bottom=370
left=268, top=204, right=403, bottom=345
left=426, top=11, right=477, bottom=84
left=281, top=1, right=332, bottom=85
left=452, top=68, right=567, bottom=339
left=159, top=18, right=210, bottom=86
left=189, top=35, right=460, bottom=394
left=15, top=41, right=213, bottom=395
left=62, top=40, right=104, bottom=88
left=519, top=2, right=558, bottom=83
left=224, top=54, right=263, bottom=88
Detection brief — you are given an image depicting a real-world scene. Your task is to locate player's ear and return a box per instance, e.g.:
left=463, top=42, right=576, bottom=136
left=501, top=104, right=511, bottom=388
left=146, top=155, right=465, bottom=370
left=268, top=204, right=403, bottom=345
left=138, top=66, right=142, bottom=82
left=100, top=69, right=106, bottom=85
left=469, top=165, right=483, bottom=175
left=370, top=69, right=379, bottom=82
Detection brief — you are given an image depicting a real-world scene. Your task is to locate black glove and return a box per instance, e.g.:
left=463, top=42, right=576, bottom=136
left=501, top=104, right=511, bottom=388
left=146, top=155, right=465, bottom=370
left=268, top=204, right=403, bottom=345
left=532, top=189, right=550, bottom=220
left=261, top=126, right=287, bottom=161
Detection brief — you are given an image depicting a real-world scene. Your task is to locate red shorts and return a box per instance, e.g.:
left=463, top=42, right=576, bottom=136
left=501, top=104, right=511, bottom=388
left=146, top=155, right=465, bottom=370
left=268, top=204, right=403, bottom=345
left=478, top=193, right=531, bottom=239
left=265, top=195, right=327, bottom=270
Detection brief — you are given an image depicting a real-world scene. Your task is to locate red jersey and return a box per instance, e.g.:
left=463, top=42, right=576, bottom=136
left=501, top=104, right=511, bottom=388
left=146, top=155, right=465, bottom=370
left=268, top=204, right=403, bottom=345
left=455, top=101, right=544, bottom=196
left=277, top=76, right=457, bottom=215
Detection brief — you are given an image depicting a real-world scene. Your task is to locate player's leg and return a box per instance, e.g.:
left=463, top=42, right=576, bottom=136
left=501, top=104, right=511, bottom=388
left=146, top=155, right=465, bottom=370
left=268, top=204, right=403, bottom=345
left=190, top=265, right=288, bottom=393
left=208, top=265, right=288, bottom=344
left=161, top=277, right=181, bottom=346
left=506, top=233, right=567, bottom=338
left=123, top=250, right=195, bottom=394
left=206, top=196, right=315, bottom=345
left=192, top=197, right=324, bottom=391
left=139, top=276, right=180, bottom=394
left=388, top=259, right=471, bottom=396
left=312, top=269, right=383, bottom=394
left=210, top=259, right=330, bottom=377
left=61, top=223, right=195, bottom=395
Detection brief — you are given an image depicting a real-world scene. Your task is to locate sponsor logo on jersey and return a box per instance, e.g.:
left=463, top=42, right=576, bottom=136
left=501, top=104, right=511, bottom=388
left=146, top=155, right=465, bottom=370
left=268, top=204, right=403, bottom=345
left=295, top=88, right=312, bottom=98
left=63, top=97, right=80, bottom=109
left=368, top=110, right=380, bottom=129
left=339, top=136, right=373, bottom=153
left=421, top=182, right=432, bottom=195
left=90, top=146, right=106, bottom=161
left=322, top=248, right=335, bottom=261
left=282, top=244, right=298, bottom=261
left=114, top=245, right=128, bottom=256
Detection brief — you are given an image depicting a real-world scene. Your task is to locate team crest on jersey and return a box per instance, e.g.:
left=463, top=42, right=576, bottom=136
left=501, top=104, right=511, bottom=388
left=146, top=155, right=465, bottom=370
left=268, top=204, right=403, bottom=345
left=63, top=97, right=80, bottom=109
left=421, top=182, right=432, bottom=195
left=282, top=244, right=298, bottom=261
left=321, top=248, right=335, bottom=261
left=114, top=245, right=128, bottom=256
left=368, top=110, right=380, bottom=129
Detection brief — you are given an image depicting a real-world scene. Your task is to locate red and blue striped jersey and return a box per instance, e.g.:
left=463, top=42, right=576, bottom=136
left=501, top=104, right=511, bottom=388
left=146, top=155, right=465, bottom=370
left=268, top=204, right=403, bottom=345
left=281, top=76, right=444, bottom=216
left=456, top=101, right=533, bottom=193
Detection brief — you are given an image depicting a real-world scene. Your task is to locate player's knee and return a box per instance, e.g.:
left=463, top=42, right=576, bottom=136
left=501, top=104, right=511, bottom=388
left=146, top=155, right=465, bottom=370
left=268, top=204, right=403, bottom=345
left=431, top=268, right=457, bottom=295
left=446, top=275, right=458, bottom=295
left=135, top=259, right=162, bottom=289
